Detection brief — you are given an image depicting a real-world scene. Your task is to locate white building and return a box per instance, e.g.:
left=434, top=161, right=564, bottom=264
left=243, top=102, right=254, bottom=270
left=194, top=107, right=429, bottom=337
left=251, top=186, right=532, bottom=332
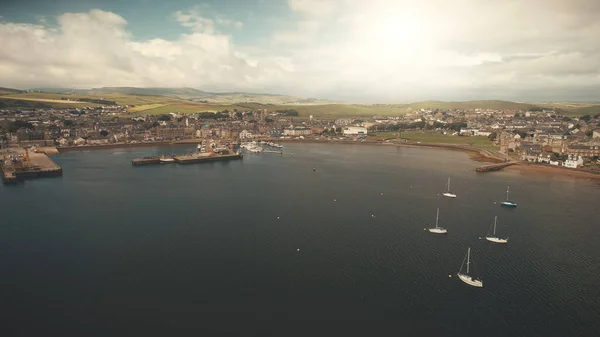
left=239, top=129, right=254, bottom=140
left=283, top=127, right=312, bottom=136
left=343, top=126, right=368, bottom=135
left=564, top=155, right=583, bottom=168
left=474, top=130, right=492, bottom=137
left=335, top=118, right=353, bottom=126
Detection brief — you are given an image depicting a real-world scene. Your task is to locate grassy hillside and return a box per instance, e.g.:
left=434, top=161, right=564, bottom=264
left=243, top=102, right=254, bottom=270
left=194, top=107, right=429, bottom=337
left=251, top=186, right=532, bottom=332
left=0, top=98, right=94, bottom=109
left=405, top=100, right=537, bottom=111
left=377, top=131, right=497, bottom=150
left=27, top=87, right=333, bottom=105
left=2, top=87, right=597, bottom=118
left=569, top=105, right=600, bottom=117
left=0, top=87, right=26, bottom=95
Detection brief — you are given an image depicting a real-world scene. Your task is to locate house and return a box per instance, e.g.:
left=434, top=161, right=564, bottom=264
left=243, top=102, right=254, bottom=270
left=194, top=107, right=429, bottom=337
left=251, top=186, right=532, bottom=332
left=73, top=137, right=86, bottom=146
left=87, top=136, right=110, bottom=145
left=593, top=129, right=600, bottom=139
left=520, top=143, right=543, bottom=162
left=335, top=118, right=353, bottom=126
left=57, top=138, right=69, bottom=147
left=283, top=126, right=312, bottom=136
left=564, top=155, right=583, bottom=168
left=239, top=129, right=253, bottom=140
left=566, top=145, right=600, bottom=157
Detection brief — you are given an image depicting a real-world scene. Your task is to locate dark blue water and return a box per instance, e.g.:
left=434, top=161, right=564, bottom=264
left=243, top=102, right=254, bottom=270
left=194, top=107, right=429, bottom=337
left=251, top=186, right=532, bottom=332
left=1, top=143, right=599, bottom=336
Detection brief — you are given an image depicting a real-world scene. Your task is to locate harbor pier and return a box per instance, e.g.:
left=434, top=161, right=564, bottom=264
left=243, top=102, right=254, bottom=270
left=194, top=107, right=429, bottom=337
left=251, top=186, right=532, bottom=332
left=475, top=162, right=516, bottom=172
left=132, top=152, right=243, bottom=166
left=1, top=148, right=63, bottom=184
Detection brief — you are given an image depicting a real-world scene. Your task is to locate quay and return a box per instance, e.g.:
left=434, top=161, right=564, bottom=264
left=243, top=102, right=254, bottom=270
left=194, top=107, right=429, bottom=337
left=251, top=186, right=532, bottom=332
left=475, top=162, right=516, bottom=172
left=132, top=152, right=243, bottom=166
left=1, top=148, right=63, bottom=184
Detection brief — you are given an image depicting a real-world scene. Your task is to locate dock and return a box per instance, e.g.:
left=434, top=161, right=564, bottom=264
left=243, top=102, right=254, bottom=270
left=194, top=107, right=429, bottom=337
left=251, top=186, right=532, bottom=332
left=475, top=162, right=516, bottom=172
left=1, top=148, right=63, bottom=184
left=132, top=152, right=243, bottom=166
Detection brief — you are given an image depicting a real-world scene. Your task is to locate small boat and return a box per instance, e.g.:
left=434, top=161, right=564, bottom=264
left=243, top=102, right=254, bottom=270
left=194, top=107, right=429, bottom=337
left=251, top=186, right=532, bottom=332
left=500, top=186, right=517, bottom=207
left=442, top=177, right=457, bottom=198
left=247, top=146, right=263, bottom=153
left=485, top=216, right=508, bottom=244
left=427, top=208, right=447, bottom=234
left=457, top=247, right=483, bottom=288
left=159, top=156, right=175, bottom=163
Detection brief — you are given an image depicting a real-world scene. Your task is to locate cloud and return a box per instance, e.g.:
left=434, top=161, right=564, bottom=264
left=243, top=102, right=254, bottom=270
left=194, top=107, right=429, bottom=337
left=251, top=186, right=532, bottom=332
left=174, top=8, right=244, bottom=33
left=0, top=1, right=599, bottom=102
left=0, top=9, right=287, bottom=92
left=174, top=10, right=215, bottom=33
left=288, top=0, right=336, bottom=17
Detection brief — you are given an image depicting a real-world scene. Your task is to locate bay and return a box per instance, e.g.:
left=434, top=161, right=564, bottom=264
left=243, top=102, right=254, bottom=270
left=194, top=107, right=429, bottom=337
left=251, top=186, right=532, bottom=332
left=1, top=143, right=599, bottom=336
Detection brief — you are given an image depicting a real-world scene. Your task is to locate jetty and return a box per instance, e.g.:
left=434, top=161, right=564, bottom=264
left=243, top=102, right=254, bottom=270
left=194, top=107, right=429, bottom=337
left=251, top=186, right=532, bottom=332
left=1, top=148, right=63, bottom=184
left=132, top=152, right=243, bottom=166
left=475, top=162, right=517, bottom=172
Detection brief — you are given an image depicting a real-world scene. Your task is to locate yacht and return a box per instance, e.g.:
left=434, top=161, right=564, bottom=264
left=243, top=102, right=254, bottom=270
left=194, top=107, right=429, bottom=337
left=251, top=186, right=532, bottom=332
left=427, top=208, right=447, bottom=234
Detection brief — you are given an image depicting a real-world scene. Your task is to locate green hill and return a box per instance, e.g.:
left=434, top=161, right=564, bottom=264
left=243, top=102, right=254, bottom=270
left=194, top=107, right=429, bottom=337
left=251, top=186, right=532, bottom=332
left=28, top=87, right=333, bottom=105
left=3, top=87, right=598, bottom=118
left=0, top=87, right=26, bottom=95
left=405, top=100, right=538, bottom=111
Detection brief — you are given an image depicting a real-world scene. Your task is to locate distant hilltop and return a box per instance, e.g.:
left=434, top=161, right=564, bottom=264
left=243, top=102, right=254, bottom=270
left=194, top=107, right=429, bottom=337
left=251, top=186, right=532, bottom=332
left=1, top=86, right=599, bottom=117
left=26, top=87, right=335, bottom=105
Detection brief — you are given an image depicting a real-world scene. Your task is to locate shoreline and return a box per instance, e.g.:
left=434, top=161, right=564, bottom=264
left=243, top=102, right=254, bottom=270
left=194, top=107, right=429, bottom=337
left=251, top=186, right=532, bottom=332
left=56, top=138, right=510, bottom=164
left=506, top=162, right=600, bottom=182
left=57, top=140, right=194, bottom=152
left=56, top=138, right=600, bottom=182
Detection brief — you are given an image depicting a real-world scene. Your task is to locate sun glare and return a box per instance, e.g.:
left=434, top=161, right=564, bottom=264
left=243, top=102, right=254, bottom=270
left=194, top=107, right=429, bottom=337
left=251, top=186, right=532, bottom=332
left=376, top=17, right=423, bottom=46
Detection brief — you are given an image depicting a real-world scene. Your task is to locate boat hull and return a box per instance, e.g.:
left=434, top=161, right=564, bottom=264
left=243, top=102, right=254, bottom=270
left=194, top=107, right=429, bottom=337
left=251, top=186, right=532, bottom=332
left=428, top=228, right=447, bottom=234
left=443, top=193, right=457, bottom=198
left=485, top=236, right=508, bottom=244
left=500, top=201, right=517, bottom=207
left=457, top=273, right=483, bottom=287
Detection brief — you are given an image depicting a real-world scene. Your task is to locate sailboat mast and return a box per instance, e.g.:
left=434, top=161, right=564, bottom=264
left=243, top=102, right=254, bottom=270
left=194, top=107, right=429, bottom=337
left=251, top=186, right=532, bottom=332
left=493, top=216, right=497, bottom=235
left=447, top=177, right=451, bottom=192
left=436, top=208, right=439, bottom=228
left=466, top=247, right=471, bottom=274
left=506, top=186, right=510, bottom=201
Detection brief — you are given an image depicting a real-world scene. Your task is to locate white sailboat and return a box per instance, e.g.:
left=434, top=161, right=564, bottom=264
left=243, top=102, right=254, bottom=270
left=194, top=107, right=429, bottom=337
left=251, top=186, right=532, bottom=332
left=500, top=186, right=517, bottom=207
left=427, top=208, right=447, bottom=234
left=442, top=177, right=457, bottom=198
left=485, top=216, right=508, bottom=244
left=457, top=247, right=483, bottom=287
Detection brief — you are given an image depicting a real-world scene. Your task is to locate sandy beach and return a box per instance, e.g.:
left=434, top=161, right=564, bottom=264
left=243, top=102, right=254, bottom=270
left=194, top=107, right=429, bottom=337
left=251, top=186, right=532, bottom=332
left=506, top=163, right=600, bottom=183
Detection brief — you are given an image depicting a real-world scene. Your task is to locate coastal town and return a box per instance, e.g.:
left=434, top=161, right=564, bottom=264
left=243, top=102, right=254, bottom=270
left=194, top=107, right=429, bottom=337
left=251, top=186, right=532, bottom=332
left=1, top=102, right=600, bottom=181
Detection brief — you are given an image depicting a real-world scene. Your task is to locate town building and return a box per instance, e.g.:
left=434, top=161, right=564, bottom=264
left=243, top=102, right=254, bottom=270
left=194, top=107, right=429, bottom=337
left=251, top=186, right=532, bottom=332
left=343, top=126, right=368, bottom=135
left=283, top=126, right=312, bottom=136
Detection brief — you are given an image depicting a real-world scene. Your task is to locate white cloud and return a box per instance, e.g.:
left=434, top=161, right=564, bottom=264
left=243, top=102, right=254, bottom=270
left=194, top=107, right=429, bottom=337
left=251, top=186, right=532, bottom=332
left=288, top=0, right=336, bottom=17
left=174, top=8, right=243, bottom=34
left=0, top=9, right=287, bottom=92
left=0, top=1, right=599, bottom=102
left=174, top=10, right=215, bottom=33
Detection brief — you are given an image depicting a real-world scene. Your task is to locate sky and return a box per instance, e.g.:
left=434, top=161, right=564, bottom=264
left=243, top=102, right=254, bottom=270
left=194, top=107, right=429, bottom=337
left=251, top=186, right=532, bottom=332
left=0, top=0, right=599, bottom=103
